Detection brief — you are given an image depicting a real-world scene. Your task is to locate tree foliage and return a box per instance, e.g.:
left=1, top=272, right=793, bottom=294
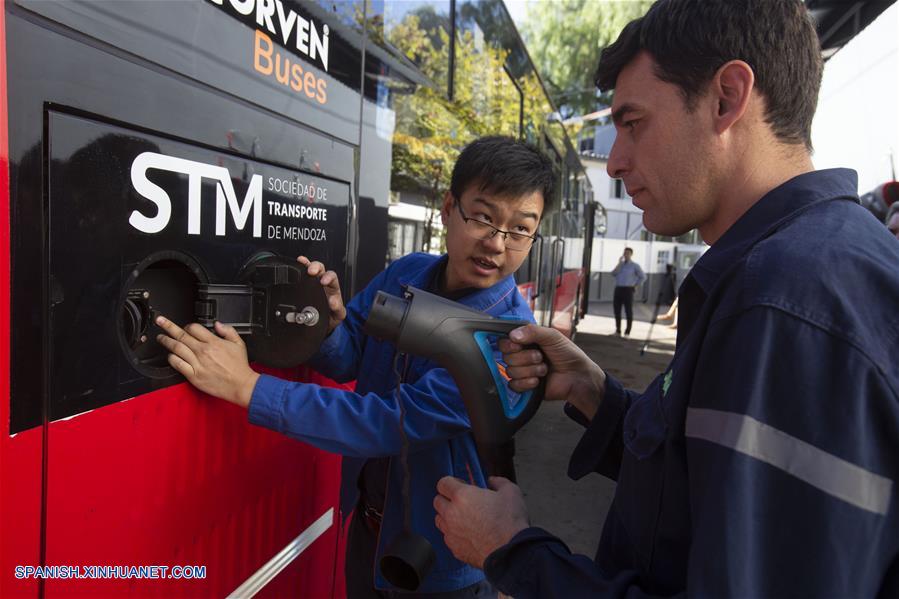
left=385, top=6, right=549, bottom=198
left=362, top=1, right=582, bottom=252
left=521, top=0, right=652, bottom=117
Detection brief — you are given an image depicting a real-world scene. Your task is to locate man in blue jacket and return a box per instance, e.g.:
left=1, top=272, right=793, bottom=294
left=433, top=1, right=899, bottom=597
left=155, top=136, right=554, bottom=596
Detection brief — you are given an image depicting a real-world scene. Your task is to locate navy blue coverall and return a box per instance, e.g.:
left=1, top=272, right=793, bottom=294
left=484, top=169, right=899, bottom=597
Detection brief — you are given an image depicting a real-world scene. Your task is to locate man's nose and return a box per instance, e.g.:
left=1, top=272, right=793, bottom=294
left=480, top=230, right=507, bottom=252
left=606, top=138, right=629, bottom=179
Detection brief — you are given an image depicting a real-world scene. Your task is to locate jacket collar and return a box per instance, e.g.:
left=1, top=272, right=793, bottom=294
left=689, top=168, right=858, bottom=294
left=396, top=254, right=519, bottom=313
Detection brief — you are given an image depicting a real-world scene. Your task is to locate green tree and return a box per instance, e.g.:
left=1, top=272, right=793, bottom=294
left=371, top=2, right=576, bottom=252
left=385, top=6, right=537, bottom=252
left=521, top=0, right=652, bottom=118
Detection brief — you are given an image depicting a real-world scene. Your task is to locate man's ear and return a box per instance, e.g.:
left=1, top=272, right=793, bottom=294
left=440, top=191, right=454, bottom=226
left=711, top=60, right=754, bottom=135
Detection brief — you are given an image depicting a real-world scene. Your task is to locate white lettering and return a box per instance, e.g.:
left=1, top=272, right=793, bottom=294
left=267, top=176, right=329, bottom=202
left=228, top=0, right=254, bottom=17
left=263, top=199, right=328, bottom=221
left=255, top=0, right=275, bottom=32
left=187, top=162, right=204, bottom=235
left=310, top=22, right=329, bottom=72
left=267, top=224, right=327, bottom=241
left=209, top=0, right=329, bottom=71
left=129, top=152, right=173, bottom=234
left=129, top=152, right=263, bottom=237
left=296, top=14, right=310, bottom=55
left=274, top=0, right=297, bottom=47
left=215, top=173, right=263, bottom=236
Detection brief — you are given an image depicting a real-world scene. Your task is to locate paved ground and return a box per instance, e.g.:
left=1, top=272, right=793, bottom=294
left=514, top=301, right=677, bottom=556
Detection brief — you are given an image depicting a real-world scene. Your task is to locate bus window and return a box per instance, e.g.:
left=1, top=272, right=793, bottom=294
left=453, top=19, right=522, bottom=140
left=367, top=0, right=452, bottom=94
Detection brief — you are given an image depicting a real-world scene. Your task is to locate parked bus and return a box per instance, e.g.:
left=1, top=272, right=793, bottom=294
left=0, top=0, right=594, bottom=597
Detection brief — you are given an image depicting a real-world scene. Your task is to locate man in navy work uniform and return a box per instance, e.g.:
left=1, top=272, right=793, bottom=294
left=155, top=136, right=553, bottom=597
left=433, top=1, right=899, bottom=596
left=611, top=247, right=646, bottom=336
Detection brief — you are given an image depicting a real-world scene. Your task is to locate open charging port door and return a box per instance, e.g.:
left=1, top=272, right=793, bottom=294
left=195, top=253, right=330, bottom=368
left=119, top=252, right=329, bottom=377
left=118, top=251, right=208, bottom=378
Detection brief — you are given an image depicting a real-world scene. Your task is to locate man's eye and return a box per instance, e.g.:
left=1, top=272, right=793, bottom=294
left=515, top=226, right=531, bottom=233
left=625, top=119, right=640, bottom=131
left=475, top=214, right=492, bottom=223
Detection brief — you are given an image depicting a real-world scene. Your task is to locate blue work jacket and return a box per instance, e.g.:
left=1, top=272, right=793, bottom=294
left=248, top=252, right=535, bottom=593
left=485, top=169, right=899, bottom=597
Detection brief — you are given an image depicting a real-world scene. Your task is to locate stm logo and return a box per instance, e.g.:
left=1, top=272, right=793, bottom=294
left=129, top=152, right=263, bottom=237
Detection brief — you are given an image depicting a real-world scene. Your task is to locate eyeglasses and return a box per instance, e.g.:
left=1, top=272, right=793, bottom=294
left=455, top=201, right=538, bottom=252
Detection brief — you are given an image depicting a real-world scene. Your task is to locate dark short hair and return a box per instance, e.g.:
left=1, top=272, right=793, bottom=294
left=624, top=247, right=634, bottom=253
left=595, top=0, right=822, bottom=150
left=450, top=136, right=555, bottom=213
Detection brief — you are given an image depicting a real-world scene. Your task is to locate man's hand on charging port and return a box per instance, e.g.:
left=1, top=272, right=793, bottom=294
left=297, top=255, right=346, bottom=333
left=498, top=325, right=606, bottom=421
left=155, top=316, right=259, bottom=409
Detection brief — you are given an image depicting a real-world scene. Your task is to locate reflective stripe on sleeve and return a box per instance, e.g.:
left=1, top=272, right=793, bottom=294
left=686, top=407, right=893, bottom=516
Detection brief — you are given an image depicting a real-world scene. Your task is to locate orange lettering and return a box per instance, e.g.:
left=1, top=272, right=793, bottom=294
left=275, top=54, right=290, bottom=85
left=252, top=30, right=327, bottom=105
left=291, top=63, right=303, bottom=92
left=303, top=71, right=316, bottom=99
left=254, top=30, right=273, bottom=75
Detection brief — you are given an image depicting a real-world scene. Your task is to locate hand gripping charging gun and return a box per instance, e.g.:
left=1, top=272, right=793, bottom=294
left=363, top=285, right=545, bottom=591
left=365, top=285, right=545, bottom=461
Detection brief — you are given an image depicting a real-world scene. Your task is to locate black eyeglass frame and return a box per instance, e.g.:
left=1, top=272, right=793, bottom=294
left=454, top=200, right=540, bottom=252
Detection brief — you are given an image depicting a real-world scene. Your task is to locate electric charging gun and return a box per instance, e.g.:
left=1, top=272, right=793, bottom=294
left=363, top=285, right=545, bottom=591
left=364, top=285, right=545, bottom=474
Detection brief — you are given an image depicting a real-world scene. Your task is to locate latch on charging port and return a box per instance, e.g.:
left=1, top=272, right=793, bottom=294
left=193, top=253, right=330, bottom=368
left=194, top=284, right=257, bottom=334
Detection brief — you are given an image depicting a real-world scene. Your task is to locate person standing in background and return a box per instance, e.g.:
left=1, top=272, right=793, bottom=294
left=657, top=263, right=679, bottom=329
left=610, top=247, right=646, bottom=335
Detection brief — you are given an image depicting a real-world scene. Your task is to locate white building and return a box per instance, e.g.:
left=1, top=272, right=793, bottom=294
left=578, top=123, right=707, bottom=305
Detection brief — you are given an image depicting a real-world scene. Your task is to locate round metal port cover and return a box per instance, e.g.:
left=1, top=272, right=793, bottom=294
left=238, top=254, right=330, bottom=368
